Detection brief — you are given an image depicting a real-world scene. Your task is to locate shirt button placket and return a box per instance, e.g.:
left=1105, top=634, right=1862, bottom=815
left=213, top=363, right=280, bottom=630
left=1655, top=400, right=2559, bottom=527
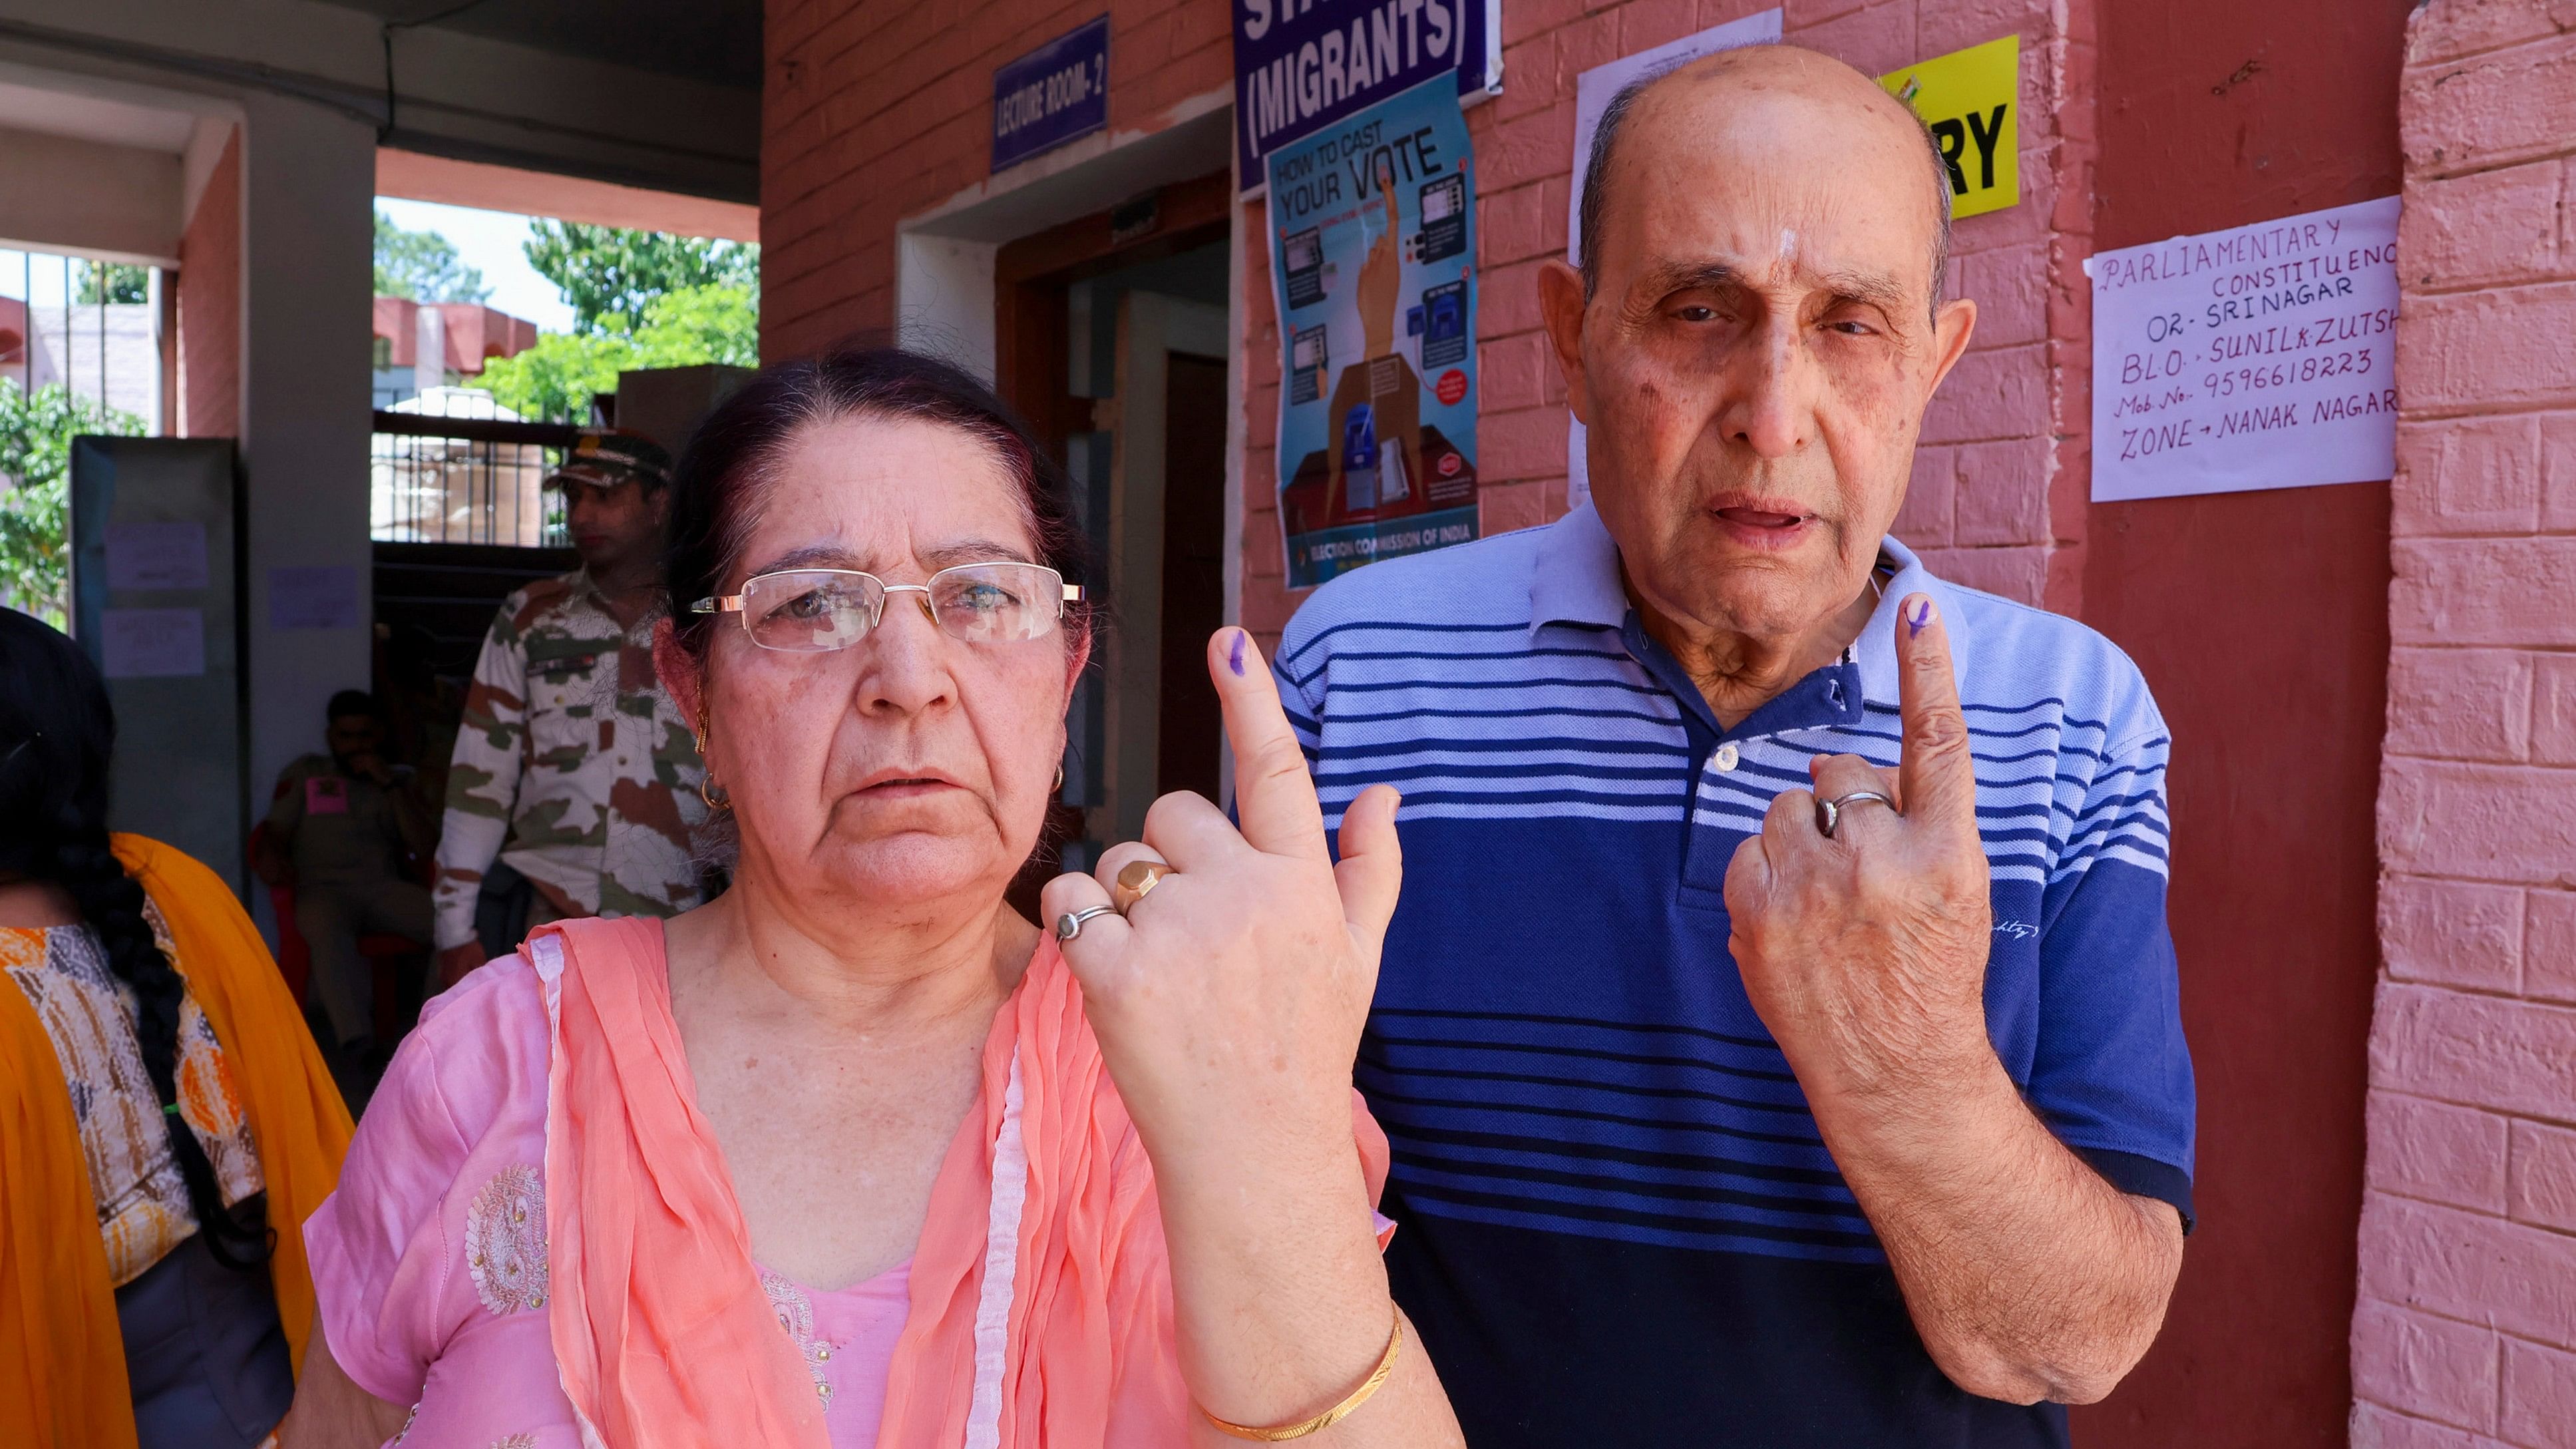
left=1712, top=742, right=1740, bottom=772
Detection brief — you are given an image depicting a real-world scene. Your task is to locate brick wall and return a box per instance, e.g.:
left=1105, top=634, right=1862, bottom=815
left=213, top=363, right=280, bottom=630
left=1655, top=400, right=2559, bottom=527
left=764, top=0, right=1235, bottom=359
left=763, top=0, right=2091, bottom=650
left=1236, top=0, right=2096, bottom=641
left=178, top=127, right=240, bottom=440
left=2351, top=3, right=2576, bottom=1444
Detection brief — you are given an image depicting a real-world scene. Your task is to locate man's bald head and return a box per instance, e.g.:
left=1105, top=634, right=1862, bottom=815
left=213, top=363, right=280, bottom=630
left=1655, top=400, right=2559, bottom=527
left=1578, top=45, right=1955, bottom=314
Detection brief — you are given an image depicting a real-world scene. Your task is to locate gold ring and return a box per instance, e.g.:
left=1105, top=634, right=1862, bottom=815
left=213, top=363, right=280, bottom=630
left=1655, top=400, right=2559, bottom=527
left=1111, top=859, right=1173, bottom=912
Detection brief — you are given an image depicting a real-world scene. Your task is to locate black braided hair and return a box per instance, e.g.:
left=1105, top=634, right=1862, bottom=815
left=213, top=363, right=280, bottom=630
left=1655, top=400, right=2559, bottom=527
left=0, top=609, right=272, bottom=1270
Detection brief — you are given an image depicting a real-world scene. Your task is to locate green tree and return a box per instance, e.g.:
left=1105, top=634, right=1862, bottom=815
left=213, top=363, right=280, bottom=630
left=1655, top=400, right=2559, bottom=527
left=522, top=220, right=757, bottom=335
left=474, top=330, right=638, bottom=424
left=626, top=283, right=759, bottom=368
left=75, top=262, right=149, bottom=304
left=374, top=210, right=492, bottom=304
left=478, top=282, right=759, bottom=422
left=0, top=383, right=148, bottom=624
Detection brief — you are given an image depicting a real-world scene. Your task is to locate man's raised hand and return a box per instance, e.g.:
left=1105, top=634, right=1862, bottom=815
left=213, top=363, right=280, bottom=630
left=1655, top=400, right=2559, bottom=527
left=1722, top=593, right=1995, bottom=1099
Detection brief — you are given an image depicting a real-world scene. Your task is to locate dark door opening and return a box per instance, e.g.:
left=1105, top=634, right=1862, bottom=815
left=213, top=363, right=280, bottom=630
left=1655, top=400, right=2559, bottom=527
left=990, top=174, right=1231, bottom=909
left=1156, top=353, right=1228, bottom=802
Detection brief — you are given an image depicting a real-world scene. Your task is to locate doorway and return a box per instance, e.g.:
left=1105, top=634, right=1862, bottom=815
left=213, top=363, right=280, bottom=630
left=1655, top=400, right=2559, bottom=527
left=990, top=174, right=1233, bottom=889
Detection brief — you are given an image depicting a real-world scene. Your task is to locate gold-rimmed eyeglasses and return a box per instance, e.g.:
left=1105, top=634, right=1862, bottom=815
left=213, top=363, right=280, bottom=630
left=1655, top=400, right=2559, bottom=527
left=689, top=563, right=1083, bottom=653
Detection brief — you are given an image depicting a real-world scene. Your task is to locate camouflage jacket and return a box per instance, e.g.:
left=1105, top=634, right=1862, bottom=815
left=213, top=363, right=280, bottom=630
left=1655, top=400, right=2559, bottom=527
left=431, top=570, right=707, bottom=950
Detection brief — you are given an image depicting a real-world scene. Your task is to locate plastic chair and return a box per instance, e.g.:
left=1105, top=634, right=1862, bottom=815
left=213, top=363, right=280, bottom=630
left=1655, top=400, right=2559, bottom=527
left=248, top=821, right=426, bottom=1041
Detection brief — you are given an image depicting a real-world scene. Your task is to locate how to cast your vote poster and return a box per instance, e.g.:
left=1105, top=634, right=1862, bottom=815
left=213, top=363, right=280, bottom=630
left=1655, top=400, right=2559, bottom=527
left=1266, top=75, right=1479, bottom=590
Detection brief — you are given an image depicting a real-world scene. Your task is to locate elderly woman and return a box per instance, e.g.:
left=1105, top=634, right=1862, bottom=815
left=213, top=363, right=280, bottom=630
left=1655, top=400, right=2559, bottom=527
left=283, top=347, right=1461, bottom=1449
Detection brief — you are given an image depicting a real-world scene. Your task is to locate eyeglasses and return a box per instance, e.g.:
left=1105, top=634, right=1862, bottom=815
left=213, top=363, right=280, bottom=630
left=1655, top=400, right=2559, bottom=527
left=689, top=562, right=1082, bottom=653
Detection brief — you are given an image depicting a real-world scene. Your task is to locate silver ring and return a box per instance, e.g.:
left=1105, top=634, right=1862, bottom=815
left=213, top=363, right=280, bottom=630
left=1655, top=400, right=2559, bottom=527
left=1053, top=905, right=1120, bottom=942
left=1815, top=790, right=1897, bottom=838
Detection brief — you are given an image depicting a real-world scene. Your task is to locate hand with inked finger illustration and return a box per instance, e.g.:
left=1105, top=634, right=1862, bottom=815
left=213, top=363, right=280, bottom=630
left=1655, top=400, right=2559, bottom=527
left=1357, top=154, right=1405, bottom=360
left=1722, top=593, right=1996, bottom=1099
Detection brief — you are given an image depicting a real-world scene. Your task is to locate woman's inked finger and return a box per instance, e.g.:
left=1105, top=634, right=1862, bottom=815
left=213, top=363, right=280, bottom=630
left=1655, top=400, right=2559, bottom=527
left=1208, top=628, right=1330, bottom=863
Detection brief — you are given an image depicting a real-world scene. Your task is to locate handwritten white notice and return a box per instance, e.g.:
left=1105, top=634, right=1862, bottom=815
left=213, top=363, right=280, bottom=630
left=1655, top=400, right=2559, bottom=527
left=101, top=608, right=205, bottom=678
left=105, top=521, right=210, bottom=591
left=2088, top=195, right=2400, bottom=502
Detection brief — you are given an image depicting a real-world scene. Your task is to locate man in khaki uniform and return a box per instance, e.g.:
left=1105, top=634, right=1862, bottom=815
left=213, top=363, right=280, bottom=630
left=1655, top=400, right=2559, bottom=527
left=257, top=690, right=435, bottom=1060
left=431, top=431, right=707, bottom=984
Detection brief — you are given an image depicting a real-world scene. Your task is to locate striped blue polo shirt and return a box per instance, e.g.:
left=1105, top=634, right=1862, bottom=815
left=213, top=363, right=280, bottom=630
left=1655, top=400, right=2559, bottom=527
left=1277, top=502, right=2194, bottom=1449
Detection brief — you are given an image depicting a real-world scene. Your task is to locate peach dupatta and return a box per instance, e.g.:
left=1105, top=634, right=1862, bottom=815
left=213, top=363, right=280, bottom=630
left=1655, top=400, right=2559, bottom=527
left=529, top=915, right=1391, bottom=1449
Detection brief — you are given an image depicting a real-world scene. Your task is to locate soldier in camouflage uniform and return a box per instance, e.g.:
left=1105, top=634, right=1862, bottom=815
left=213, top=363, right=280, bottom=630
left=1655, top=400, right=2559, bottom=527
left=431, top=431, right=707, bottom=984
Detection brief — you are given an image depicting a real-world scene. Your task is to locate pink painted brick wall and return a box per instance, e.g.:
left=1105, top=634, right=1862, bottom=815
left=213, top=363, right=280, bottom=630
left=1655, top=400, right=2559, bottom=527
left=765, top=0, right=2092, bottom=648
left=2355, top=5, right=2576, bottom=1446
left=763, top=0, right=1236, bottom=359
left=1239, top=0, right=2095, bottom=638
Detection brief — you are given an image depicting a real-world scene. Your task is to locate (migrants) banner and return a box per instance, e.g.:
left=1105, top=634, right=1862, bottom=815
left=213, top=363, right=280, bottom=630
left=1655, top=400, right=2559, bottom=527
left=1231, top=0, right=1501, bottom=193
left=1266, top=75, right=1478, bottom=590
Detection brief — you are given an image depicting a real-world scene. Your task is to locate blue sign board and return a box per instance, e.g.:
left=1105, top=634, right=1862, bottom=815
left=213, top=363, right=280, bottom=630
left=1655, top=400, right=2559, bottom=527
left=993, top=17, right=1111, bottom=172
left=1232, top=0, right=1499, bottom=191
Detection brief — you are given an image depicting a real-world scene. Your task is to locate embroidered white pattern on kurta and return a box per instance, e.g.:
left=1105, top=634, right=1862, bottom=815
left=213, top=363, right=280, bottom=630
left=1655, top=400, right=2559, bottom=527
left=760, top=1269, right=836, bottom=1408
left=465, top=1165, right=548, bottom=1313
left=487, top=1436, right=538, bottom=1449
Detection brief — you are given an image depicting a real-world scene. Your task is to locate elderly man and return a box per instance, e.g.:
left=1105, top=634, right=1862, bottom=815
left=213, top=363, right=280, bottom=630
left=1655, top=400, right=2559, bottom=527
left=1275, top=45, right=2192, bottom=1447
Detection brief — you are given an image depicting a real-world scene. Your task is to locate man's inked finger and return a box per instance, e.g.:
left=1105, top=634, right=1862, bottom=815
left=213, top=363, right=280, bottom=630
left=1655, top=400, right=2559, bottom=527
left=1209, top=628, right=1330, bottom=863
left=1893, top=594, right=1978, bottom=829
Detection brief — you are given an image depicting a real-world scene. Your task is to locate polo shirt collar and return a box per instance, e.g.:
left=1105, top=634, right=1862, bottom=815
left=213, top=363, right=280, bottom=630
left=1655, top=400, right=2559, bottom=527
left=1528, top=501, right=1629, bottom=633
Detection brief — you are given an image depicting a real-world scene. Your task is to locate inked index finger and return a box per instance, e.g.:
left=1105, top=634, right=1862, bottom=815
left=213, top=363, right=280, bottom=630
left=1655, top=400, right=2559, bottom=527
left=1210, top=627, right=1330, bottom=861
left=1893, top=594, right=1978, bottom=829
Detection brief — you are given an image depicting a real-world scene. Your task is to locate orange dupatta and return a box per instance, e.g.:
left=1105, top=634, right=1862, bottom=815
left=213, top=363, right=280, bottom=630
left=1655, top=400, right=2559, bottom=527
left=0, top=835, right=353, bottom=1449
left=533, top=915, right=1391, bottom=1449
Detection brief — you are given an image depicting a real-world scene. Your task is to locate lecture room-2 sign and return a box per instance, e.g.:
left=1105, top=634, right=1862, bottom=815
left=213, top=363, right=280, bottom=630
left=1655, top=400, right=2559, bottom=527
left=992, top=17, right=1110, bottom=171
left=1879, top=33, right=2019, bottom=221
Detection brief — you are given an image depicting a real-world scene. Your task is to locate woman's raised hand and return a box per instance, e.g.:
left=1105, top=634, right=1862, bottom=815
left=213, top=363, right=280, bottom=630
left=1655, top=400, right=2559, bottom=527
left=1039, top=627, right=1400, bottom=1187
left=1041, top=630, right=1460, bottom=1446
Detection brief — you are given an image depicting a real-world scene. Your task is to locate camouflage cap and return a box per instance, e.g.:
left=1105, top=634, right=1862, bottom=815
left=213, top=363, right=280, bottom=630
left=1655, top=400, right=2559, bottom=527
left=546, top=429, right=674, bottom=493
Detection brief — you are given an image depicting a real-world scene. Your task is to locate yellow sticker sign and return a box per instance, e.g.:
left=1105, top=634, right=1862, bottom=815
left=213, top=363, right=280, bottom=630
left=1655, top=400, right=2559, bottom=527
left=1881, top=34, right=2020, bottom=220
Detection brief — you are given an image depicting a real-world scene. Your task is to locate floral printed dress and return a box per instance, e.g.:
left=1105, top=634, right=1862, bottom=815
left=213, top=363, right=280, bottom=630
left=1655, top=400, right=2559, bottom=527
left=303, top=954, right=913, bottom=1449
left=0, top=909, right=264, bottom=1283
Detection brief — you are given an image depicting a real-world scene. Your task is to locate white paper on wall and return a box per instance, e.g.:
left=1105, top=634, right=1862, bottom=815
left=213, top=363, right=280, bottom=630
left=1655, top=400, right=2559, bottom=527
left=1563, top=8, right=1784, bottom=509
left=101, top=608, right=205, bottom=678
left=2087, top=194, right=2401, bottom=502
left=104, top=521, right=210, bottom=591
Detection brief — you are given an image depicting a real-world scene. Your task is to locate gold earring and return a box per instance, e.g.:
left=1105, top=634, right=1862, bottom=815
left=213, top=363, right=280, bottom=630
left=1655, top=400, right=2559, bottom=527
left=696, top=704, right=730, bottom=810
left=1053, top=763, right=1065, bottom=792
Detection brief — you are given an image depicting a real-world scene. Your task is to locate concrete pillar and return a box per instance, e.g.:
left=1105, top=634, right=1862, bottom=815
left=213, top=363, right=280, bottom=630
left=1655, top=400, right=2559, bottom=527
left=238, top=91, right=376, bottom=801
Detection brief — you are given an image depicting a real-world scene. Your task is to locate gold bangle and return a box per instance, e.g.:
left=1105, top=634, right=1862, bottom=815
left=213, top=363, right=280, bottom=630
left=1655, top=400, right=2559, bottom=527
left=1199, top=1314, right=1404, bottom=1441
